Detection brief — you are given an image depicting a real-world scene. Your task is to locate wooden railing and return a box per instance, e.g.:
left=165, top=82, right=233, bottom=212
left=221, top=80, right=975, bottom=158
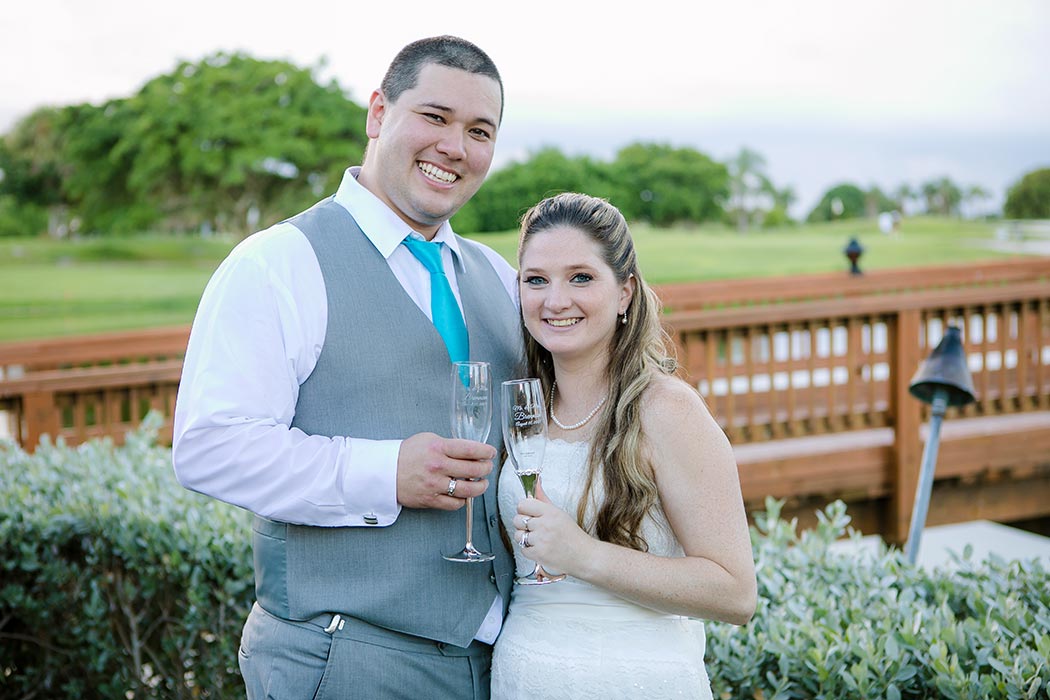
left=657, top=257, right=1050, bottom=311
left=0, top=327, right=190, bottom=448
left=667, top=282, right=1050, bottom=443
left=2, top=262, right=1048, bottom=542
left=664, top=280, right=1050, bottom=541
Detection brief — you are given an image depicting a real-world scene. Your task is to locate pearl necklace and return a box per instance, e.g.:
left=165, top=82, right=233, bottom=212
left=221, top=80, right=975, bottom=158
left=548, top=380, right=607, bottom=431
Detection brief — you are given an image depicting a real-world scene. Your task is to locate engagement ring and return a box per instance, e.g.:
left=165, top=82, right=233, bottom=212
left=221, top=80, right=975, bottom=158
left=522, top=516, right=531, bottom=531
left=520, top=531, right=531, bottom=548
left=446, top=478, right=458, bottom=497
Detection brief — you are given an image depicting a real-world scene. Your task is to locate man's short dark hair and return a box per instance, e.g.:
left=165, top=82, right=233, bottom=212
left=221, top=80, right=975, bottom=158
left=382, top=35, right=504, bottom=124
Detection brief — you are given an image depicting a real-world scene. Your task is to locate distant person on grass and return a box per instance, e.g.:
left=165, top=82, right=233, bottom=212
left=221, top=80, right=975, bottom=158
left=173, top=35, right=519, bottom=699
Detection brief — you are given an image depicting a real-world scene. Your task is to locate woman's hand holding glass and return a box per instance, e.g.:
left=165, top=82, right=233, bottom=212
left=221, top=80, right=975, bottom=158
left=501, top=378, right=565, bottom=585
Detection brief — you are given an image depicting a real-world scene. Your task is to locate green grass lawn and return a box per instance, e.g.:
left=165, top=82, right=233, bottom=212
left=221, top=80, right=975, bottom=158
left=0, top=217, right=1029, bottom=342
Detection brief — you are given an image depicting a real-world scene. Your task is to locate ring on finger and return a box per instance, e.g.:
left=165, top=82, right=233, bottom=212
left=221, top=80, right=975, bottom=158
left=446, top=478, right=458, bottom=497
left=522, top=516, right=531, bottom=531
left=520, top=531, right=531, bottom=548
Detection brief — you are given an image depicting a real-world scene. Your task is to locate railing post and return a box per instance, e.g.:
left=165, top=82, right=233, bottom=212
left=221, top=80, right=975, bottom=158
left=890, top=309, right=922, bottom=544
left=22, top=391, right=62, bottom=452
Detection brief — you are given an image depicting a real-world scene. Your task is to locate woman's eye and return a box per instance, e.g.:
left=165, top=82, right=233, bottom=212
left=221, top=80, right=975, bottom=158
left=523, top=276, right=547, bottom=286
left=571, top=273, right=593, bottom=284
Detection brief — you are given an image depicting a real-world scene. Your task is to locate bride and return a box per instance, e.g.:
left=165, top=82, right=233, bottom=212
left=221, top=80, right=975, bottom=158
left=491, top=193, right=756, bottom=699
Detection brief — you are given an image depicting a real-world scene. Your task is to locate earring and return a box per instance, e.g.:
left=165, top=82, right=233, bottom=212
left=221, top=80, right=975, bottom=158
left=621, top=310, right=628, bottom=325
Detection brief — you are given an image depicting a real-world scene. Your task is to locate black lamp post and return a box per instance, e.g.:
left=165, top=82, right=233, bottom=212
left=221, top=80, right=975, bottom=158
left=844, top=237, right=864, bottom=275
left=904, top=325, right=976, bottom=564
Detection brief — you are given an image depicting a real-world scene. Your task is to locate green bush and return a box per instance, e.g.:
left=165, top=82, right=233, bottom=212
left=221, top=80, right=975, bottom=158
left=708, top=499, right=1050, bottom=699
left=0, top=415, right=253, bottom=698
left=1004, top=168, right=1050, bottom=220
left=2, top=426, right=1048, bottom=698
left=0, top=195, right=48, bottom=237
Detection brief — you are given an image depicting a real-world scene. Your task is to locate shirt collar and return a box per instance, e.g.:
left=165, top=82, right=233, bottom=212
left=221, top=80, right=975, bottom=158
left=333, top=167, right=465, bottom=270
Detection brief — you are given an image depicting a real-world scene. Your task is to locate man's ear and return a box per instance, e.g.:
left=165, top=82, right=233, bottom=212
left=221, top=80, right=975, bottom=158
left=365, top=89, right=386, bottom=139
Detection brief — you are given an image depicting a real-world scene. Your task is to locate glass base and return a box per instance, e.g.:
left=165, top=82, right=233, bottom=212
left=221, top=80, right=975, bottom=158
left=442, top=545, right=496, bottom=563
left=516, top=565, right=566, bottom=585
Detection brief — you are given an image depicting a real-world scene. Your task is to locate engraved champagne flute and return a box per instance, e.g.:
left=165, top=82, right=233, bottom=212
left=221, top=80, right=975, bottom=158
left=501, top=378, right=565, bottom=584
left=443, top=361, right=496, bottom=562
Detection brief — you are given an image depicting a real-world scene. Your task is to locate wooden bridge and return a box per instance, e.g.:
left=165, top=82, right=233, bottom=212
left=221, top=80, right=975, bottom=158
left=3, top=258, right=1049, bottom=543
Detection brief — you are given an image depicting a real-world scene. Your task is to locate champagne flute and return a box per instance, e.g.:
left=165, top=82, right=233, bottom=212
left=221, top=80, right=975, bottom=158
left=501, top=378, right=565, bottom=585
left=443, top=361, right=496, bottom=563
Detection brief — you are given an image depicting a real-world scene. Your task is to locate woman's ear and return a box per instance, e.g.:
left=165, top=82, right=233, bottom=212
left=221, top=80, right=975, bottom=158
left=619, top=273, right=636, bottom=315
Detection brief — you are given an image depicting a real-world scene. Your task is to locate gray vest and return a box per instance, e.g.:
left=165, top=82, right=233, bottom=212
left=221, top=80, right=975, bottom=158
left=251, top=198, right=522, bottom=647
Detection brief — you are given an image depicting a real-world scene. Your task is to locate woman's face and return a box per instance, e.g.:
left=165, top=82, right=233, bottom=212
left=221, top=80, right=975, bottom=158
left=518, top=226, right=634, bottom=367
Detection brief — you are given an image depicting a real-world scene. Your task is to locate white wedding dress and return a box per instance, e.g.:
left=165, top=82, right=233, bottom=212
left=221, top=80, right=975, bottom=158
left=491, top=439, right=713, bottom=700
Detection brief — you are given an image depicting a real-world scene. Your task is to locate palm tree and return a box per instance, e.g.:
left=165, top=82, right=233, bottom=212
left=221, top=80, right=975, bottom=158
left=920, top=177, right=963, bottom=216
left=892, top=183, right=915, bottom=215
left=727, top=147, right=771, bottom=232
left=962, top=185, right=991, bottom=218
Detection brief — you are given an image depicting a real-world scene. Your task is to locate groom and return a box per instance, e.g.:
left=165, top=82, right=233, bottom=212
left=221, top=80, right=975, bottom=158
left=172, top=35, right=520, bottom=698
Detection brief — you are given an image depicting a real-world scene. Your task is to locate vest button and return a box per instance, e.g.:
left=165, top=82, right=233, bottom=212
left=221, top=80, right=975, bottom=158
left=490, top=574, right=497, bottom=583
left=489, top=515, right=498, bottom=527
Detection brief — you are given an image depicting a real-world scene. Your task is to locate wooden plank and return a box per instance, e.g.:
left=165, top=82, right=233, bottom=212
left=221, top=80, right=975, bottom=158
left=0, top=325, right=190, bottom=370
left=891, top=309, right=922, bottom=543
left=744, top=326, right=757, bottom=441
left=0, top=360, right=184, bottom=397
left=656, top=257, right=1050, bottom=312
left=786, top=322, right=801, bottom=437
left=998, top=304, right=1010, bottom=412
left=666, top=281, right=1050, bottom=331
left=738, top=413, right=1050, bottom=540
left=1039, top=298, right=1049, bottom=411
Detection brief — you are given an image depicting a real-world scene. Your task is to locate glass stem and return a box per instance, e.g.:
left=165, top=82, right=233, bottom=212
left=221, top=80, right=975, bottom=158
left=464, top=497, right=474, bottom=548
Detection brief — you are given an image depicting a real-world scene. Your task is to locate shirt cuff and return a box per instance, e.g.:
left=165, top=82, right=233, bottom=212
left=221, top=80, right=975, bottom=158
left=343, top=438, right=402, bottom=526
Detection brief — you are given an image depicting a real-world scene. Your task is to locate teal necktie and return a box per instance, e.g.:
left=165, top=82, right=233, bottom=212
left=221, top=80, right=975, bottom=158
left=402, top=236, right=469, bottom=364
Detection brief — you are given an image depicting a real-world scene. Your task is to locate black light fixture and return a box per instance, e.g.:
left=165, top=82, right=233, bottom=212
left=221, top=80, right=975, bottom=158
left=844, top=237, right=864, bottom=275
left=904, top=325, right=977, bottom=564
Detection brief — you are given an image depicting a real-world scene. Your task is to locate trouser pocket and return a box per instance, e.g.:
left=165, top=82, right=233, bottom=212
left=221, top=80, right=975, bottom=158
left=239, top=603, right=333, bottom=700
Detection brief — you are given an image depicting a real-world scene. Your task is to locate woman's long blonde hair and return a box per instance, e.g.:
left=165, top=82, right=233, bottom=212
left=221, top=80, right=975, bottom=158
left=517, top=192, right=677, bottom=550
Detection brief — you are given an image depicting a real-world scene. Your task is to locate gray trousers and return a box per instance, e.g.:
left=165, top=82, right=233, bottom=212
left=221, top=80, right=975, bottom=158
left=238, top=603, right=492, bottom=699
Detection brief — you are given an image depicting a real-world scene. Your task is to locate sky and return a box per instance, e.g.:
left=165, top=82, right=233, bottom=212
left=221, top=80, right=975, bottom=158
left=3, top=0, right=1049, bottom=218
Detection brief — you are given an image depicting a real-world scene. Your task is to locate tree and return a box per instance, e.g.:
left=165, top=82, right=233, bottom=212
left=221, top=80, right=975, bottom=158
left=726, top=147, right=775, bottom=232
left=0, top=107, right=68, bottom=236
left=919, top=176, right=963, bottom=217
left=60, top=100, right=158, bottom=235
left=453, top=147, right=612, bottom=233
left=961, top=185, right=992, bottom=218
left=807, top=183, right=868, bottom=222
left=864, top=185, right=896, bottom=218
left=1004, top=168, right=1050, bottom=219
left=19, top=52, right=370, bottom=236
left=891, top=183, right=915, bottom=215
left=609, top=142, right=728, bottom=227
left=115, top=52, right=368, bottom=236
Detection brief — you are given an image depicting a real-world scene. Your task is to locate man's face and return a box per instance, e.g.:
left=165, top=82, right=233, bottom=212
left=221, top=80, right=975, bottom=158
left=359, top=64, right=502, bottom=238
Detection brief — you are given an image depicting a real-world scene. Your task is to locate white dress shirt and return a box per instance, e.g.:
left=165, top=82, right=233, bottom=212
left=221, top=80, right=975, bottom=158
left=172, top=167, right=518, bottom=528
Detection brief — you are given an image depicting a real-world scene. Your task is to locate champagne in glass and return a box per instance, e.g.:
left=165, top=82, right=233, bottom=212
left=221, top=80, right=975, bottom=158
left=443, top=362, right=496, bottom=563
left=501, top=378, right=565, bottom=585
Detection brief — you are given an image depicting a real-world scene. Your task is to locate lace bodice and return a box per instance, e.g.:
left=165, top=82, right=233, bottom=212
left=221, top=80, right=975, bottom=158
left=499, top=437, right=683, bottom=568
left=492, top=438, right=712, bottom=699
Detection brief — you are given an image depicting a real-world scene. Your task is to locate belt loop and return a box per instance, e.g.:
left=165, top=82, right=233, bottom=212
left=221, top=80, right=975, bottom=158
left=323, top=614, right=346, bottom=634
